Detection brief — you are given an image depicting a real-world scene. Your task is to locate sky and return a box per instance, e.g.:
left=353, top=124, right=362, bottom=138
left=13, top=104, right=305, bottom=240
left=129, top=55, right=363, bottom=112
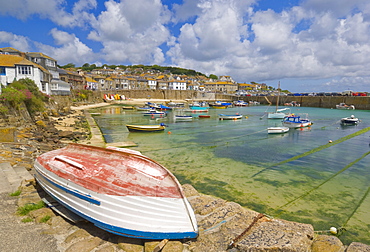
left=1, top=0, right=370, bottom=93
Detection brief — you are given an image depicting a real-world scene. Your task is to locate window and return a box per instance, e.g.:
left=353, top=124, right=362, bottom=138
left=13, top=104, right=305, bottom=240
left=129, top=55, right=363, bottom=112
left=45, top=59, right=55, bottom=67
left=18, top=66, right=32, bottom=75
left=0, top=67, right=5, bottom=75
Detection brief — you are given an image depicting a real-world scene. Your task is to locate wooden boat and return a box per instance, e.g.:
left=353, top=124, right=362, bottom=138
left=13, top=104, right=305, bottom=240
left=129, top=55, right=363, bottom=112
left=267, top=126, right=290, bottom=134
left=126, top=123, right=166, bottom=132
left=340, top=115, right=359, bottom=125
left=34, top=144, right=198, bottom=240
left=209, top=101, right=232, bottom=109
left=336, top=103, right=355, bottom=110
left=282, top=114, right=312, bottom=128
left=218, top=114, right=243, bottom=120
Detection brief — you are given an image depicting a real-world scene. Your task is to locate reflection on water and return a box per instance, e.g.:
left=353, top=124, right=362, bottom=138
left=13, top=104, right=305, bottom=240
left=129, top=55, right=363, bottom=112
left=91, top=104, right=370, bottom=245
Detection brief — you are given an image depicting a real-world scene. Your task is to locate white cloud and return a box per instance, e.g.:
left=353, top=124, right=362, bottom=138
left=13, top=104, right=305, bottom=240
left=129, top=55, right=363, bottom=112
left=0, top=0, right=96, bottom=27
left=0, top=31, right=31, bottom=52
left=35, top=29, right=95, bottom=65
left=88, top=0, right=171, bottom=64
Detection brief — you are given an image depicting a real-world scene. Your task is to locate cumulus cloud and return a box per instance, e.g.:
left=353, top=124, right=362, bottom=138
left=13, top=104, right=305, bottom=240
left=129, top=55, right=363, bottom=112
left=0, top=0, right=96, bottom=27
left=0, top=31, right=31, bottom=52
left=2, top=0, right=370, bottom=91
left=35, top=28, right=95, bottom=65
left=88, top=0, right=171, bottom=64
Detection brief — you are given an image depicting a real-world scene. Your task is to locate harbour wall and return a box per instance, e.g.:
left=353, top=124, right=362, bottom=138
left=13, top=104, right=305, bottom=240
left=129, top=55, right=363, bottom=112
left=54, top=90, right=370, bottom=110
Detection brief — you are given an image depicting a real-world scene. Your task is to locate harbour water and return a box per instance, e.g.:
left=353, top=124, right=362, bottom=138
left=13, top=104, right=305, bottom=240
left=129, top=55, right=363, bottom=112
left=90, top=104, right=370, bottom=245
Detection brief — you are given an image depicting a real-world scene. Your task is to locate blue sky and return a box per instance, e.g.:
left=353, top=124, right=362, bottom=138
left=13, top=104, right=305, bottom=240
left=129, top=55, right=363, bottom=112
left=1, top=0, right=370, bottom=93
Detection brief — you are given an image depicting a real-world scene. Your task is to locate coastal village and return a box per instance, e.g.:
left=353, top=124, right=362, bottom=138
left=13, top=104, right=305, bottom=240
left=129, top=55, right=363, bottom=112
left=1, top=47, right=370, bottom=252
left=0, top=47, right=267, bottom=97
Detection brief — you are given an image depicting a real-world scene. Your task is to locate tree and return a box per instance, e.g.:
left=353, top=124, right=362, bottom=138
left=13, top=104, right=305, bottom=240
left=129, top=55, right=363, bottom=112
left=209, top=74, right=218, bottom=80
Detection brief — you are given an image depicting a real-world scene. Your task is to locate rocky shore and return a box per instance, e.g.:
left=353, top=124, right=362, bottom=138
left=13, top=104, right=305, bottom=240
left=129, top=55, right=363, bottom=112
left=0, top=100, right=369, bottom=252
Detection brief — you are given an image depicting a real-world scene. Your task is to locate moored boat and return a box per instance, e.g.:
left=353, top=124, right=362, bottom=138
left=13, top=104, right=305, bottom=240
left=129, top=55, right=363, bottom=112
left=336, top=103, right=355, bottom=110
left=267, top=108, right=291, bottom=119
left=233, top=100, right=248, bottom=106
left=174, top=115, right=193, bottom=121
left=218, top=114, right=243, bottom=120
left=126, top=123, right=166, bottom=132
left=282, top=114, right=312, bottom=128
left=34, top=144, right=198, bottom=240
left=340, top=115, right=359, bottom=125
left=142, top=109, right=167, bottom=117
left=267, top=126, right=290, bottom=134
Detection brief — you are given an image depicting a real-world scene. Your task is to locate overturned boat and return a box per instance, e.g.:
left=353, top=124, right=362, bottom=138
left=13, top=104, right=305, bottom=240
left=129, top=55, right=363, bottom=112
left=34, top=144, right=198, bottom=240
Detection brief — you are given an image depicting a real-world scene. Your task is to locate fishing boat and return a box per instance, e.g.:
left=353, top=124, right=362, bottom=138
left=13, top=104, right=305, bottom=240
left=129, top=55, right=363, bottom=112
left=209, top=101, right=232, bottom=109
left=142, top=109, right=167, bottom=117
left=34, top=144, right=198, bottom=240
left=340, top=115, right=359, bottom=125
left=174, top=115, right=193, bottom=121
left=267, top=126, right=290, bottom=134
left=189, top=101, right=210, bottom=111
left=126, top=123, right=166, bottom=132
left=219, top=114, right=243, bottom=120
left=282, top=114, right=312, bottom=128
left=336, top=103, right=355, bottom=110
left=268, top=82, right=290, bottom=119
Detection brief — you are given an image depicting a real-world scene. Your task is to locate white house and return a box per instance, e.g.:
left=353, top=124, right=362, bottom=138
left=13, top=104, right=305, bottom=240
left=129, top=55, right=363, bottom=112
left=169, top=80, right=187, bottom=90
left=0, top=54, right=51, bottom=94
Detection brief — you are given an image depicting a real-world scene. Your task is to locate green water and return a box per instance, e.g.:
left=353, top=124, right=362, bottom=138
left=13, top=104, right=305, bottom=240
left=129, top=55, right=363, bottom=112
left=91, top=105, right=370, bottom=244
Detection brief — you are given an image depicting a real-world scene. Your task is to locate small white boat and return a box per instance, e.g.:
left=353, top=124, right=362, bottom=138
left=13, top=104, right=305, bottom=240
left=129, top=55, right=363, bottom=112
left=336, top=103, right=355, bottom=110
left=142, top=109, right=167, bottom=117
left=34, top=144, right=198, bottom=240
left=218, top=114, right=243, bottom=120
left=268, top=126, right=290, bottom=134
left=233, top=100, right=248, bottom=106
left=267, top=108, right=291, bottom=119
left=282, top=114, right=312, bottom=128
left=175, top=115, right=193, bottom=121
left=341, top=115, right=359, bottom=125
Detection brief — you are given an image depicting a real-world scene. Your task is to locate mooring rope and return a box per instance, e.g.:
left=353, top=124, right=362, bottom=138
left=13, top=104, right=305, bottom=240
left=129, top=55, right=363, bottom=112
left=276, top=150, right=370, bottom=212
left=251, top=126, right=370, bottom=177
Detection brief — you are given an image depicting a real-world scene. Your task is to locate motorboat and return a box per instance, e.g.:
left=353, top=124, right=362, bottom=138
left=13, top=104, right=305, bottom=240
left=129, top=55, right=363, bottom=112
left=336, top=103, right=355, bottom=110
left=282, top=114, right=312, bottom=128
left=142, top=109, right=167, bottom=117
left=34, top=144, right=198, bottom=240
left=340, top=115, right=359, bottom=125
left=174, top=115, right=193, bottom=121
left=126, top=123, right=166, bottom=132
left=233, top=100, right=248, bottom=106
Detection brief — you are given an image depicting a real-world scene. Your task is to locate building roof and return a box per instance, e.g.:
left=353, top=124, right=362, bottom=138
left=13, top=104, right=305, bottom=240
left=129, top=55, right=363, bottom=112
left=0, top=47, right=22, bottom=54
left=26, top=52, right=56, bottom=61
left=0, top=54, right=49, bottom=73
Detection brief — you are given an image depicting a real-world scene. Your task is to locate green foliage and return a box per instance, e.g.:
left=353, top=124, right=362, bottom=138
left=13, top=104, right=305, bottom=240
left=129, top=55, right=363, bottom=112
left=209, top=74, right=218, bottom=80
left=9, top=190, right=21, bottom=197
left=17, top=201, right=45, bottom=216
left=0, top=104, right=8, bottom=114
left=0, top=78, right=47, bottom=115
left=0, top=86, right=26, bottom=109
left=40, top=215, right=51, bottom=223
left=72, top=89, right=92, bottom=101
left=21, top=217, right=33, bottom=223
left=59, top=63, right=76, bottom=69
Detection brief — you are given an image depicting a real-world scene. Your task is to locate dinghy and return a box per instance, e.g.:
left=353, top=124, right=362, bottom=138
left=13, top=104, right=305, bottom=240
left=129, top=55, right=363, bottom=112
left=34, top=144, right=198, bottom=240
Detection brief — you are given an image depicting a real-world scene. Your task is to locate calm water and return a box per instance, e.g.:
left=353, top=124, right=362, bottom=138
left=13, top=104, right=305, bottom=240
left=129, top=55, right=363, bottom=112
left=91, top=104, right=370, bottom=244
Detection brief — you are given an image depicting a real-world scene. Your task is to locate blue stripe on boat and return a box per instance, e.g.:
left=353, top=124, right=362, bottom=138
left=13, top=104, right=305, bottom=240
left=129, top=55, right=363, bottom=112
left=34, top=171, right=198, bottom=240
